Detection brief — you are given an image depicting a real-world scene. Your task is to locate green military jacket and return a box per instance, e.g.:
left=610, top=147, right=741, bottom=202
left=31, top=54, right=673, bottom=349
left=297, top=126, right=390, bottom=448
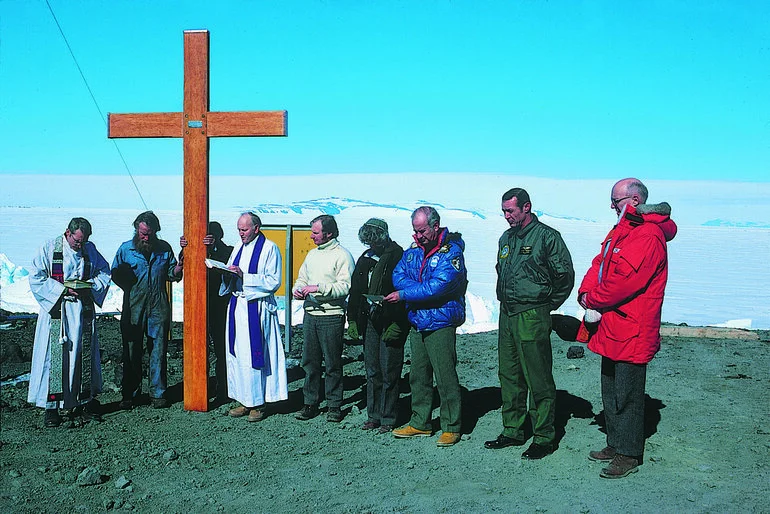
left=496, top=214, right=575, bottom=316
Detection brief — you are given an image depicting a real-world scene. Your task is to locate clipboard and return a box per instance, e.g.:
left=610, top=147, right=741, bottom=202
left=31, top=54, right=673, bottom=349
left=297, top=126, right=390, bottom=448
left=363, top=294, right=385, bottom=305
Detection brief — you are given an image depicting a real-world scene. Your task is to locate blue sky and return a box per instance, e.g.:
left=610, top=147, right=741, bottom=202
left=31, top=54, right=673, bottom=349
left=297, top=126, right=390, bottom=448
left=1, top=0, right=768, bottom=181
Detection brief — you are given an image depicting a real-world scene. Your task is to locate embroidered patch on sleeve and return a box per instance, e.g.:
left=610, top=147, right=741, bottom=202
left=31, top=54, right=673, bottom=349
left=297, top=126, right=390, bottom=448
left=451, top=256, right=462, bottom=271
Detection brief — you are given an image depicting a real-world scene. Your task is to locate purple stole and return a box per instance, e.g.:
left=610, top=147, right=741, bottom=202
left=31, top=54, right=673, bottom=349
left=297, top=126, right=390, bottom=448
left=228, top=233, right=266, bottom=369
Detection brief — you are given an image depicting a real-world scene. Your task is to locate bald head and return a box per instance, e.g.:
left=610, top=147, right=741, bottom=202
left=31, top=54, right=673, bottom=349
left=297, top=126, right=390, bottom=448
left=611, top=178, right=648, bottom=214
left=237, top=213, right=261, bottom=244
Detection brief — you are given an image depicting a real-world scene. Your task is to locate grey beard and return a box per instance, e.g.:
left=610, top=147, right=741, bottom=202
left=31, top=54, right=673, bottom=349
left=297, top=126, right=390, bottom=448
left=133, top=234, right=155, bottom=253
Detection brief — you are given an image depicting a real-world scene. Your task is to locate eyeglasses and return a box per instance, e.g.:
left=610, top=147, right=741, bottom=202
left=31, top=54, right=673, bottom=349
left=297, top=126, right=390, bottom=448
left=67, top=233, right=88, bottom=245
left=611, top=195, right=633, bottom=208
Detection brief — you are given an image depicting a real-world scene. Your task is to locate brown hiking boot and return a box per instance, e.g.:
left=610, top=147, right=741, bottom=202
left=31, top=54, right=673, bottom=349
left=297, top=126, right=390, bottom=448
left=600, top=454, right=639, bottom=479
left=588, top=446, right=617, bottom=462
left=295, top=404, right=319, bottom=421
left=326, top=408, right=343, bottom=423
left=229, top=405, right=249, bottom=418
left=247, top=408, right=266, bottom=423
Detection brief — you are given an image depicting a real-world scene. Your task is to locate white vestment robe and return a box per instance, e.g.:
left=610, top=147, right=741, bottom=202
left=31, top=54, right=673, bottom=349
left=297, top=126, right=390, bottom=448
left=28, top=237, right=111, bottom=408
left=221, top=235, right=288, bottom=407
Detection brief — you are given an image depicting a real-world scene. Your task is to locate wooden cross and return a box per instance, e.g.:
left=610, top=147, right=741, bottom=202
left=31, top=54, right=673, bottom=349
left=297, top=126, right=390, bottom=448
left=108, top=30, right=287, bottom=411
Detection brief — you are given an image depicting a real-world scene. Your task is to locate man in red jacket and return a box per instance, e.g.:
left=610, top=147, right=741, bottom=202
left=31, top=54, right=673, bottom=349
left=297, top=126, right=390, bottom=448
left=578, top=178, right=677, bottom=479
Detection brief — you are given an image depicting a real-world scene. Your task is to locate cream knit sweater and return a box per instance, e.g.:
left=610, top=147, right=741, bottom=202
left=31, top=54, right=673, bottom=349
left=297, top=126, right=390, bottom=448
left=292, top=239, right=355, bottom=316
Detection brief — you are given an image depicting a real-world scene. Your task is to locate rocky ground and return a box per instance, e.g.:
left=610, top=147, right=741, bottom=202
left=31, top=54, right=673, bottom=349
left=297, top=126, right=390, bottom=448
left=1, top=314, right=769, bottom=513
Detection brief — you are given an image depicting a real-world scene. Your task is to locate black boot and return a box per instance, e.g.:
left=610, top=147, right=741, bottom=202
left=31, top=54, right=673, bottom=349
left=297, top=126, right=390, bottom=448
left=83, top=399, right=103, bottom=422
left=44, top=408, right=61, bottom=428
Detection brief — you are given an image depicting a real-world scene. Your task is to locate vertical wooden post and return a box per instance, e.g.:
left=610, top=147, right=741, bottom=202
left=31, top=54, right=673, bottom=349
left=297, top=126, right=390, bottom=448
left=182, top=31, right=210, bottom=411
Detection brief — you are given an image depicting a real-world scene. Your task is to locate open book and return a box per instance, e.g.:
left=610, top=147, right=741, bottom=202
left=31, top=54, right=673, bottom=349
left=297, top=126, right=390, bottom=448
left=205, top=259, right=237, bottom=273
left=363, top=294, right=385, bottom=305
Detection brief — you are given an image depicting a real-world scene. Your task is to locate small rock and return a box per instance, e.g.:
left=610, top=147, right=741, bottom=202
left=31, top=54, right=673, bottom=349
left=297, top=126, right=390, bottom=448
left=1, top=343, right=26, bottom=362
left=102, top=499, right=115, bottom=510
left=8, top=470, right=21, bottom=478
left=86, top=439, right=100, bottom=450
left=566, top=346, right=584, bottom=359
left=406, top=462, right=416, bottom=469
left=75, top=466, right=102, bottom=486
left=350, top=405, right=361, bottom=415
left=115, top=475, right=131, bottom=489
left=162, top=449, right=179, bottom=462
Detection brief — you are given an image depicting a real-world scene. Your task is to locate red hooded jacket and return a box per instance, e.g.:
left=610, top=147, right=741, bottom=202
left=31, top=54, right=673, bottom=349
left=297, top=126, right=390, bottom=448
left=578, top=202, right=677, bottom=364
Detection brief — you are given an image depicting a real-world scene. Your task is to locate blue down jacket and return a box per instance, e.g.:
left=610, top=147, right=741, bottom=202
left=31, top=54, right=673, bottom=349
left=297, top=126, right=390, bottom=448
left=392, top=228, right=467, bottom=332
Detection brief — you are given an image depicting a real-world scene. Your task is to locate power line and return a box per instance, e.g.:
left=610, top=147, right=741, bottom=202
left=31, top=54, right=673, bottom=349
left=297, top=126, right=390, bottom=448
left=44, top=0, right=148, bottom=210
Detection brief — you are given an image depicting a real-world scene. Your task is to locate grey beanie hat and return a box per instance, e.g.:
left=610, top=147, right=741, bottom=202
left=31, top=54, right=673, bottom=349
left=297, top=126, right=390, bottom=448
left=364, top=218, right=388, bottom=232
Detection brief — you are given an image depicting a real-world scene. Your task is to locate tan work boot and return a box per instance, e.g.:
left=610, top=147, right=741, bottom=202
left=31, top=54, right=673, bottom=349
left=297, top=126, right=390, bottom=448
left=392, top=425, right=432, bottom=438
left=436, top=432, right=461, bottom=447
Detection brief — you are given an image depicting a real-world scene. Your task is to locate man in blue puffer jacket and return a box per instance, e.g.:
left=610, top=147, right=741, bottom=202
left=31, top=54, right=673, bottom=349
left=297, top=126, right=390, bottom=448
left=384, top=206, right=467, bottom=447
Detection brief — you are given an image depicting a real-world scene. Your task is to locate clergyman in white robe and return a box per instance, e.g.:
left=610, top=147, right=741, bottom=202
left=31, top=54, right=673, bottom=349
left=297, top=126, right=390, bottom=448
left=28, top=233, right=111, bottom=409
left=221, top=232, right=288, bottom=408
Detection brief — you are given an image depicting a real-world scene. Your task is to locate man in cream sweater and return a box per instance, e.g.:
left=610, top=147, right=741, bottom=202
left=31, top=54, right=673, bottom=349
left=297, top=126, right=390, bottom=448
left=292, top=215, right=355, bottom=422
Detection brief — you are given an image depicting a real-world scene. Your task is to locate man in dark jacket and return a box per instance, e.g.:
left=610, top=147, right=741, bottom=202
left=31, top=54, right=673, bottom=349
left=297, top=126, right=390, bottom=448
left=347, top=218, right=410, bottom=434
left=485, top=188, right=574, bottom=460
left=578, top=178, right=677, bottom=479
left=385, top=206, right=467, bottom=447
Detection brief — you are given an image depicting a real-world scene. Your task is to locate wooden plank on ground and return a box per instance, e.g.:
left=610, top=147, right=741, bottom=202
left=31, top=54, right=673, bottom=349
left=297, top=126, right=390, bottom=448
left=660, top=326, right=759, bottom=340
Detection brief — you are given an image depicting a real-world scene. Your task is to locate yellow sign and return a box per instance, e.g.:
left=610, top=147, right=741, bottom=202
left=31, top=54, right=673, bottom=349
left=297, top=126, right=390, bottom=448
left=261, top=225, right=313, bottom=296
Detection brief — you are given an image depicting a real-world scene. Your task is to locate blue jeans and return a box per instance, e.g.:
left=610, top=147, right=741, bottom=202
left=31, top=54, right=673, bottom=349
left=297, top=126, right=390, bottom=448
left=121, top=322, right=168, bottom=400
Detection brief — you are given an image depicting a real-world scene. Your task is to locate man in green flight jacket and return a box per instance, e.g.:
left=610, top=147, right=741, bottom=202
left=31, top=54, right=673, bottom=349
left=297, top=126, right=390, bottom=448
left=485, top=188, right=575, bottom=460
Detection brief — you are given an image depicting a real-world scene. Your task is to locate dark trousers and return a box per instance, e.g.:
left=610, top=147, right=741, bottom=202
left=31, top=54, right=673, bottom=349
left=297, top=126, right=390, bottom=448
left=498, top=306, right=556, bottom=446
left=601, top=357, right=647, bottom=457
left=364, top=320, right=404, bottom=426
left=209, top=300, right=228, bottom=397
left=301, top=314, right=345, bottom=408
left=121, top=322, right=168, bottom=400
left=409, top=326, right=462, bottom=433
